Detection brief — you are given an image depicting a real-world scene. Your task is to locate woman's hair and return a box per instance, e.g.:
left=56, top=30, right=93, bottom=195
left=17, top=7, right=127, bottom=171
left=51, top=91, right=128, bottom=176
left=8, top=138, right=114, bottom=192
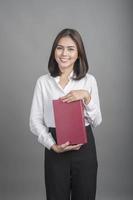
left=48, top=28, right=89, bottom=80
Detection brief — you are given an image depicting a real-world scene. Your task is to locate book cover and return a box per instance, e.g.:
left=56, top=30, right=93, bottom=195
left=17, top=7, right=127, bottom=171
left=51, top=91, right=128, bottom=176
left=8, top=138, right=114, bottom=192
left=53, top=99, right=87, bottom=145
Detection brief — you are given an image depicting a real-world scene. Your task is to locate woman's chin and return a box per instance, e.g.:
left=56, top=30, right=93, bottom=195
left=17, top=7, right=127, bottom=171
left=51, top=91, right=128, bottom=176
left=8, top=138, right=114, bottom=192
left=59, top=63, right=73, bottom=69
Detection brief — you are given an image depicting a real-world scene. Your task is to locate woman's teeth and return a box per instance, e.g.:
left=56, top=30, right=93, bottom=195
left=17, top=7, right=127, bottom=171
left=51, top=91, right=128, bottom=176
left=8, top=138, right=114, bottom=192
left=60, top=58, right=69, bottom=62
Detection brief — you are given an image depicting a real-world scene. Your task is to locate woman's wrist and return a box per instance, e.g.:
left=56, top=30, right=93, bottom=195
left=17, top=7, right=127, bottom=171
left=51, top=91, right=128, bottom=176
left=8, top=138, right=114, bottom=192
left=51, top=144, right=58, bottom=152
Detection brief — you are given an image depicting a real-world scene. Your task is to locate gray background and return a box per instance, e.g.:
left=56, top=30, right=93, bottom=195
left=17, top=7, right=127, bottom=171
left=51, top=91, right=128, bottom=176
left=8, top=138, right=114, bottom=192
left=0, top=0, right=133, bottom=200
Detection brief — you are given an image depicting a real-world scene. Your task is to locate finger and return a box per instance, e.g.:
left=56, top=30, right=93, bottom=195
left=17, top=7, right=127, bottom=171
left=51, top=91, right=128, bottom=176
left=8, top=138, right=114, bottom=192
left=72, top=144, right=83, bottom=150
left=74, top=147, right=81, bottom=150
left=77, top=143, right=83, bottom=146
left=64, top=146, right=79, bottom=151
left=72, top=144, right=83, bottom=147
left=62, top=97, right=73, bottom=103
left=60, top=94, right=71, bottom=100
left=60, top=141, right=70, bottom=148
left=73, top=145, right=83, bottom=151
left=63, top=95, right=78, bottom=103
left=64, top=144, right=82, bottom=151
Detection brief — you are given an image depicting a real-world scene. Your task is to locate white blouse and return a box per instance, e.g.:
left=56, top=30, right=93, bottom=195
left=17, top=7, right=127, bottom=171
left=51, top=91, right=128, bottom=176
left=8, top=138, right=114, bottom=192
left=29, top=72, right=102, bottom=150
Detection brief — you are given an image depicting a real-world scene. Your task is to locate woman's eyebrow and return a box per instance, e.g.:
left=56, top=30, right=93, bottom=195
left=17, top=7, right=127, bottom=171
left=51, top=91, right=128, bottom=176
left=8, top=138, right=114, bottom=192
left=57, top=44, right=76, bottom=48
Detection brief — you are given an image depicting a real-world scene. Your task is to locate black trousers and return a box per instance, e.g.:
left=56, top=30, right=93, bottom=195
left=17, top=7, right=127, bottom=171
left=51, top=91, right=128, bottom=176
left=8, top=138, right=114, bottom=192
left=44, top=125, right=98, bottom=200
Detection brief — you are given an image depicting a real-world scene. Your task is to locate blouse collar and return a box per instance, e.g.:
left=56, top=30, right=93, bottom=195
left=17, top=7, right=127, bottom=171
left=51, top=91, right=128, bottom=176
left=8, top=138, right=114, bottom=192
left=53, top=70, right=75, bottom=84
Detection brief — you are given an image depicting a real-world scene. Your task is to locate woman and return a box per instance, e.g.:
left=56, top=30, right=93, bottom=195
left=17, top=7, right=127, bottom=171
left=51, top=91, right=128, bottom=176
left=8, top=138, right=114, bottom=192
left=29, top=28, right=102, bottom=200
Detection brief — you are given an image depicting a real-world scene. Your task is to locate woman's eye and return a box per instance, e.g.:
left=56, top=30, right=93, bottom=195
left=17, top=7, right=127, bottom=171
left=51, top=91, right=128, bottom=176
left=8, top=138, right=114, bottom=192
left=68, top=49, right=74, bottom=51
left=56, top=46, right=75, bottom=51
left=68, top=48, right=74, bottom=51
left=56, top=46, right=62, bottom=50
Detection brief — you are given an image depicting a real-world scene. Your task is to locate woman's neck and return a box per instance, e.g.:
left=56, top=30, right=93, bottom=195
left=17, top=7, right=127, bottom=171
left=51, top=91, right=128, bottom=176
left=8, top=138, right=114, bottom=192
left=60, top=67, right=73, bottom=79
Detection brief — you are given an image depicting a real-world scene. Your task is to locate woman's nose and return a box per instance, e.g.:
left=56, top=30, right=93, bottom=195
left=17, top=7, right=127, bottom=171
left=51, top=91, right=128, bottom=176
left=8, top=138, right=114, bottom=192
left=62, top=48, right=68, bottom=56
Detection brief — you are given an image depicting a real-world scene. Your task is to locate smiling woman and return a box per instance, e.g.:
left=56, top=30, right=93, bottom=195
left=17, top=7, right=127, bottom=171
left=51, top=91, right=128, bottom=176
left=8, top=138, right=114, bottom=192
left=55, top=37, right=78, bottom=72
left=54, top=36, right=79, bottom=88
left=48, top=29, right=89, bottom=80
left=29, top=28, right=102, bottom=200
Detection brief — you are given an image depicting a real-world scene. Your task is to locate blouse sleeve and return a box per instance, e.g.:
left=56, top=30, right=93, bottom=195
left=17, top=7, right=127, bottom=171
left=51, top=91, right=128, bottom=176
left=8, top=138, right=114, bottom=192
left=29, top=78, right=55, bottom=150
left=84, top=75, right=102, bottom=127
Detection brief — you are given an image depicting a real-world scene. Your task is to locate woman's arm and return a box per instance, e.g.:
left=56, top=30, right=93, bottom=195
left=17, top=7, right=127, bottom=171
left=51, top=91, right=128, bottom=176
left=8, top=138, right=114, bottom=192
left=60, top=76, right=102, bottom=128
left=29, top=78, right=55, bottom=150
left=83, top=76, right=102, bottom=127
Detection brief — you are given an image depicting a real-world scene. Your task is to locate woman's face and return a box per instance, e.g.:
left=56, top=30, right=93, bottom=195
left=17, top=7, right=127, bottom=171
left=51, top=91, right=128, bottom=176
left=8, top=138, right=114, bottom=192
left=54, top=36, right=78, bottom=71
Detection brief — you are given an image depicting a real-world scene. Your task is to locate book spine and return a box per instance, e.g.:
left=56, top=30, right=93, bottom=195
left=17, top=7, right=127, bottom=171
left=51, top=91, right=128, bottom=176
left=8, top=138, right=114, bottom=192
left=80, top=100, right=87, bottom=143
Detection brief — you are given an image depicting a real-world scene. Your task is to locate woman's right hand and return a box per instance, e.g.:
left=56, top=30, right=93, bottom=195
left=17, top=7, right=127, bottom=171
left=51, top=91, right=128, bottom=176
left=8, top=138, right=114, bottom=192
left=51, top=142, right=83, bottom=153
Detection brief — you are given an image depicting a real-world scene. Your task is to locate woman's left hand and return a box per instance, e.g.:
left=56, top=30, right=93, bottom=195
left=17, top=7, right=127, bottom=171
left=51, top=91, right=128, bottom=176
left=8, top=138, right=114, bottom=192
left=60, top=90, right=91, bottom=104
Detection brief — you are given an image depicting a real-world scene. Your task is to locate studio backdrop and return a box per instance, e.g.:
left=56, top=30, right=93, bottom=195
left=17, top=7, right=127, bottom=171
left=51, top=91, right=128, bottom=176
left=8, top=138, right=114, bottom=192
left=0, top=0, right=133, bottom=200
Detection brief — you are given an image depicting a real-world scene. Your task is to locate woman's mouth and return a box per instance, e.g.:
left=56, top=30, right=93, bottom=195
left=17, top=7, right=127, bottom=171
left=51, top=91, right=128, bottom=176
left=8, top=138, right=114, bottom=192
left=60, top=58, right=69, bottom=62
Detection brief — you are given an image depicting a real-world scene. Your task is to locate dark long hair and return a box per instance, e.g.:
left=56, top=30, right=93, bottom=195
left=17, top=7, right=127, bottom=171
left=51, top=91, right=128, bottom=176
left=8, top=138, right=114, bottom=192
left=48, top=28, right=89, bottom=80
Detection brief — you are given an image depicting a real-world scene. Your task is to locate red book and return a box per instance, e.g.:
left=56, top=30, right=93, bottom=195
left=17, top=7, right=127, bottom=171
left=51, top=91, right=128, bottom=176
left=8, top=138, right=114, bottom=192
left=52, top=99, right=87, bottom=145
